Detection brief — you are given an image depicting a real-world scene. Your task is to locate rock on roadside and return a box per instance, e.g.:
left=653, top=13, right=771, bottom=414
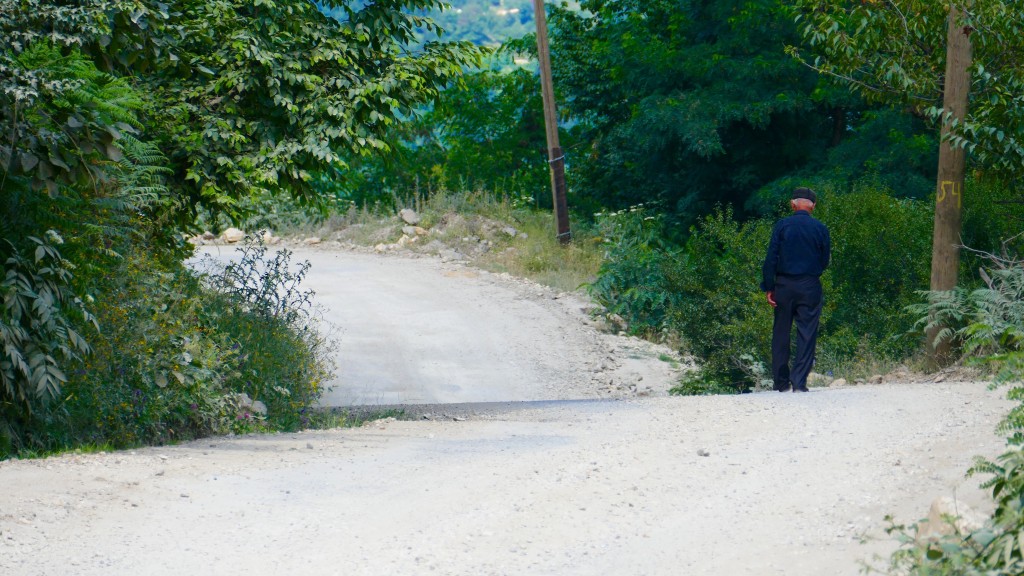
left=399, top=209, right=421, bottom=225
left=222, top=228, right=246, bottom=243
left=916, top=496, right=988, bottom=542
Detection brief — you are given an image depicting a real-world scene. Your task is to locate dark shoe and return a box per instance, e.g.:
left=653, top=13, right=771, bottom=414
left=774, top=383, right=791, bottom=392
left=792, top=386, right=809, bottom=393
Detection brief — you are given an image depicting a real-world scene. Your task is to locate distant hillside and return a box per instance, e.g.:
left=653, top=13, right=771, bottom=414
left=429, top=0, right=536, bottom=46
left=319, top=2, right=572, bottom=48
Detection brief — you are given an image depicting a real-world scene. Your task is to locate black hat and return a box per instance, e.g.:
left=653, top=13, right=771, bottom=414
left=792, top=187, right=817, bottom=204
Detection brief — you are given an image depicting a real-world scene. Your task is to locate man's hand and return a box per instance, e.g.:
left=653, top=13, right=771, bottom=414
left=766, top=290, right=777, bottom=308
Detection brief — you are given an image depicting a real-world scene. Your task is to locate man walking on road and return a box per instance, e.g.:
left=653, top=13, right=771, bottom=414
left=761, top=188, right=831, bottom=392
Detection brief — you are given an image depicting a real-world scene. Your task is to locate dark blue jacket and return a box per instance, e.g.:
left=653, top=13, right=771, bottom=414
left=760, top=210, right=831, bottom=292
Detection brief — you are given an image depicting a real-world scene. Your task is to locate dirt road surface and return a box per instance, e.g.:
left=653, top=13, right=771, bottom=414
left=193, top=247, right=680, bottom=405
left=0, top=249, right=1013, bottom=575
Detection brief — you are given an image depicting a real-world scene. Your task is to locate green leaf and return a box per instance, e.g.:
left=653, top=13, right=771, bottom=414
left=48, top=153, right=69, bottom=171
left=20, top=152, right=38, bottom=172
left=106, top=144, right=124, bottom=163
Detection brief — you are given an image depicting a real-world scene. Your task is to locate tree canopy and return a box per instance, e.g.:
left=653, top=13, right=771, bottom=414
left=546, top=0, right=840, bottom=225
left=0, top=0, right=479, bottom=428
left=789, top=0, right=1024, bottom=181
left=1, top=0, right=483, bottom=223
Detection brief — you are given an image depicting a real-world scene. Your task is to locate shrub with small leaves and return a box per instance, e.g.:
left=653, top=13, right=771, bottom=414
left=205, top=235, right=335, bottom=431
left=666, top=209, right=776, bottom=392
left=587, top=205, right=677, bottom=336
left=215, top=238, right=314, bottom=326
left=587, top=206, right=775, bottom=393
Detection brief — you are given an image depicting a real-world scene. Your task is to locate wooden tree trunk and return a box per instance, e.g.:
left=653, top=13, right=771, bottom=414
left=926, top=4, right=973, bottom=367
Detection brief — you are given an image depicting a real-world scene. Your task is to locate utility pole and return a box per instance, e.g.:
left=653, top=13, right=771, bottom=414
left=532, top=0, right=571, bottom=244
left=926, top=3, right=973, bottom=367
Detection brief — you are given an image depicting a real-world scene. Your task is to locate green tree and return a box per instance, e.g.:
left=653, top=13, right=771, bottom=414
left=788, top=0, right=1024, bottom=182
left=1, top=0, right=480, bottom=451
left=338, top=56, right=552, bottom=205
left=149, top=0, right=482, bottom=221
left=547, top=0, right=842, bottom=228
left=3, top=0, right=483, bottom=223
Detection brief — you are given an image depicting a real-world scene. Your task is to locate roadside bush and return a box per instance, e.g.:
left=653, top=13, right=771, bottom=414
left=816, top=183, right=933, bottom=360
left=588, top=184, right=934, bottom=393
left=587, top=205, right=678, bottom=336
left=60, top=252, right=242, bottom=449
left=0, top=237, right=335, bottom=458
left=886, top=257, right=1024, bottom=574
left=587, top=206, right=775, bottom=392
left=587, top=206, right=778, bottom=392
left=210, top=239, right=335, bottom=430
left=667, top=209, right=777, bottom=393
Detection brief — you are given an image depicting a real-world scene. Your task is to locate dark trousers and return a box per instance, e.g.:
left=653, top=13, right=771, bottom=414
left=771, top=275, right=823, bottom=390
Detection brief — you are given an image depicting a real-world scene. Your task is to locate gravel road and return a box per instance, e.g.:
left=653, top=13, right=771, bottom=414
left=0, top=248, right=1013, bottom=575
left=193, top=247, right=682, bottom=405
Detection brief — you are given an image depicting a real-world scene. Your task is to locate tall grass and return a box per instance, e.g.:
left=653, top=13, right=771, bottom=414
left=285, top=188, right=606, bottom=294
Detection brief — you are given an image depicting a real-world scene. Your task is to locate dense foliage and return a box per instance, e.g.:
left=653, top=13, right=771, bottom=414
left=790, top=0, right=1024, bottom=181
left=1, top=45, right=161, bottom=422
left=546, top=0, right=831, bottom=225
left=588, top=185, right=943, bottom=393
left=1, top=232, right=93, bottom=415
left=337, top=56, right=553, bottom=208
left=2, top=0, right=482, bottom=223
left=746, top=108, right=939, bottom=211
left=1, top=0, right=477, bottom=456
